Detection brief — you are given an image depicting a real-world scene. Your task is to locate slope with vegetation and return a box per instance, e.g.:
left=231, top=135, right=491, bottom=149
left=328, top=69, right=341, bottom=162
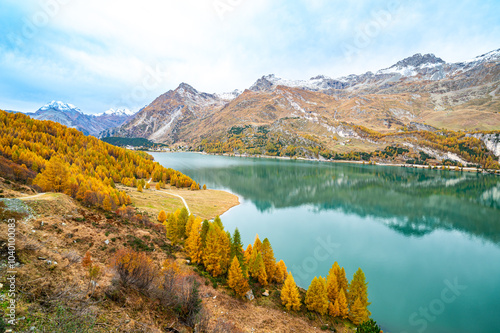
left=0, top=110, right=381, bottom=332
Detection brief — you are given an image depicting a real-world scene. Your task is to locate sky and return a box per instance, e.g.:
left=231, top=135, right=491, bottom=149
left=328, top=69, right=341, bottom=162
left=0, top=0, right=499, bottom=114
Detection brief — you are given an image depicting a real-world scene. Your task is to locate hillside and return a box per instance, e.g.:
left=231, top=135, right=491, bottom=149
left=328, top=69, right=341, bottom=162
left=107, top=49, right=500, bottom=168
left=0, top=110, right=376, bottom=332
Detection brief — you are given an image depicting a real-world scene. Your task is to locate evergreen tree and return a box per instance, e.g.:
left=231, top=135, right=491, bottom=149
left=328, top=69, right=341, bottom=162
left=214, top=215, right=223, bottom=230
left=231, top=228, right=244, bottom=264
left=255, top=253, right=268, bottom=286
left=177, top=207, right=189, bottom=238
left=336, top=266, right=349, bottom=298
left=280, top=272, right=301, bottom=311
left=200, top=219, right=210, bottom=247
left=338, top=288, right=349, bottom=319
left=305, top=276, right=328, bottom=315
left=261, top=238, right=277, bottom=282
left=227, top=256, right=249, bottom=297
left=137, top=184, right=143, bottom=192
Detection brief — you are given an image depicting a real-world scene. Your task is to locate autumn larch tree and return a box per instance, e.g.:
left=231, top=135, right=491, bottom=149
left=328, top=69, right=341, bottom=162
left=243, top=244, right=253, bottom=267
left=280, top=272, right=301, bottom=311
left=185, top=218, right=203, bottom=264
left=349, top=267, right=371, bottom=318
left=157, top=210, right=167, bottom=223
left=305, top=276, right=328, bottom=315
left=137, top=183, right=143, bottom=192
left=274, top=260, right=287, bottom=283
left=338, top=288, right=349, bottom=319
left=326, top=265, right=339, bottom=303
left=253, top=234, right=262, bottom=253
left=227, top=256, right=249, bottom=297
left=33, top=156, right=69, bottom=192
left=350, top=296, right=369, bottom=325
left=261, top=238, right=276, bottom=282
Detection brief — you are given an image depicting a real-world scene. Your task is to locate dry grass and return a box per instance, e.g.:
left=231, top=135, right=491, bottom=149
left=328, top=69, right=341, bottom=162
left=119, top=183, right=240, bottom=220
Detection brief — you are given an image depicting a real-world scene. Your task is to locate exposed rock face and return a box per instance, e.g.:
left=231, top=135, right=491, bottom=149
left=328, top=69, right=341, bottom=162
left=30, top=101, right=133, bottom=136
left=109, top=48, right=500, bottom=153
left=467, top=133, right=500, bottom=162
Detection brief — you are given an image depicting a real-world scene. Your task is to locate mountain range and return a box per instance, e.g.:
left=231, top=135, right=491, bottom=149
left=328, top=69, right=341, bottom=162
left=104, top=48, right=500, bottom=164
left=25, top=101, right=135, bottom=136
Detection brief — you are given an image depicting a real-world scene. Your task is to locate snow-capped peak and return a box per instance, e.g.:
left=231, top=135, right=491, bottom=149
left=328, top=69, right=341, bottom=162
left=463, top=48, right=500, bottom=64
left=94, top=108, right=135, bottom=117
left=39, top=100, right=80, bottom=112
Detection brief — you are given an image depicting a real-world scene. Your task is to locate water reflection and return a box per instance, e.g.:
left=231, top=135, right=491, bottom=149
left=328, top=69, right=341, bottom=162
left=151, top=153, right=500, bottom=243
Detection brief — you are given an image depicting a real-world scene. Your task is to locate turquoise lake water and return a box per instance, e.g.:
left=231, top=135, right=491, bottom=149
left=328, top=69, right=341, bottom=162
left=151, top=152, right=500, bottom=333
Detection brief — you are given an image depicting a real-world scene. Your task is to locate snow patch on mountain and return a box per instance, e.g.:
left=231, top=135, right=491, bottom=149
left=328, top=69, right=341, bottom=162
left=94, top=108, right=135, bottom=117
left=39, top=100, right=80, bottom=113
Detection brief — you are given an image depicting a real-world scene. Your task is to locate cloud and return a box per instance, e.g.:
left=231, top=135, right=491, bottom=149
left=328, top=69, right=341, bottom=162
left=0, top=0, right=499, bottom=113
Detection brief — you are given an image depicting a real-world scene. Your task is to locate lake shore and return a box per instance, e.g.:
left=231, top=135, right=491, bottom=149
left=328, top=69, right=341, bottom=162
left=176, top=151, right=499, bottom=175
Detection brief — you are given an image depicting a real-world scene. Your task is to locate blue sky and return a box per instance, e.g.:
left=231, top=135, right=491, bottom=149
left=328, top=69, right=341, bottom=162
left=1, top=0, right=499, bottom=113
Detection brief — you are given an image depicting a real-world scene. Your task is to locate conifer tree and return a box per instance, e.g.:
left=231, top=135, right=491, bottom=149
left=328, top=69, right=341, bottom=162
left=177, top=207, right=189, bottom=239
left=329, top=298, right=340, bottom=317
left=200, top=219, right=210, bottom=247
left=227, top=256, right=249, bottom=297
left=137, top=184, right=143, bottom=192
left=157, top=210, right=167, bottom=223
left=102, top=195, right=112, bottom=211
left=305, top=276, right=328, bottom=315
left=349, top=267, right=371, bottom=317
left=243, top=244, right=252, bottom=266
left=254, top=253, right=268, bottom=286
left=214, top=215, right=223, bottom=230
left=253, top=234, right=262, bottom=253
left=280, top=272, right=301, bottom=311
left=166, top=214, right=179, bottom=244
left=274, top=260, right=287, bottom=283
left=231, top=228, right=244, bottom=264
left=261, top=238, right=277, bottom=282
left=338, top=288, right=349, bottom=319
left=155, top=182, right=161, bottom=190
left=336, top=266, right=349, bottom=297
left=350, top=296, right=369, bottom=325
left=33, top=156, right=69, bottom=192
left=326, top=268, right=339, bottom=303
left=186, top=218, right=203, bottom=264
left=203, top=225, right=222, bottom=276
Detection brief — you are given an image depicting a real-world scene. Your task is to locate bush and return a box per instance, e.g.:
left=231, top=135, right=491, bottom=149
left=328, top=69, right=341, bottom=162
left=109, top=248, right=157, bottom=290
left=357, top=319, right=381, bottom=333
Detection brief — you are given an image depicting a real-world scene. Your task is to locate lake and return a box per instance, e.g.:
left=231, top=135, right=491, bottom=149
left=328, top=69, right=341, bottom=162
left=150, top=152, right=500, bottom=333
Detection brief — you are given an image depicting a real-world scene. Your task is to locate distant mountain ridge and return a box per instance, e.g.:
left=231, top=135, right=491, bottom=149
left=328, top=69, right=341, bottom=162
left=28, top=101, right=135, bottom=136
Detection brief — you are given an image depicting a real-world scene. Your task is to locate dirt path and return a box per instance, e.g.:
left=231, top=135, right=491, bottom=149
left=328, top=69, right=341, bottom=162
left=18, top=192, right=46, bottom=200
left=147, top=178, right=191, bottom=214
left=157, top=190, right=191, bottom=215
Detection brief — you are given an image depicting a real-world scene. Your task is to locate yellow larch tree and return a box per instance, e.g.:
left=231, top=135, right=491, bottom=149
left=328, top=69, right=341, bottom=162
left=157, top=210, right=167, bottom=224
left=350, top=296, right=369, bottom=325
left=185, top=218, right=203, bottom=264
left=338, top=288, right=349, bottom=319
left=305, top=276, right=329, bottom=315
left=253, top=234, right=262, bottom=253
left=227, top=256, right=249, bottom=297
left=274, top=260, right=288, bottom=283
left=261, top=238, right=277, bottom=282
left=244, top=244, right=253, bottom=267
left=349, top=267, right=371, bottom=317
left=326, top=267, right=339, bottom=303
left=280, top=272, right=301, bottom=311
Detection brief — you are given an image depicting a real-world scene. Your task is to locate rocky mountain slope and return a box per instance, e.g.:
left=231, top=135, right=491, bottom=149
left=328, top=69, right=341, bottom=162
left=28, top=101, right=135, bottom=136
left=103, top=49, right=500, bottom=165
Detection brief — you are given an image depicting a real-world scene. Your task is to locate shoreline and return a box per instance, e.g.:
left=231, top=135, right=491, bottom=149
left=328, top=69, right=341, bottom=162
left=152, top=150, right=499, bottom=175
